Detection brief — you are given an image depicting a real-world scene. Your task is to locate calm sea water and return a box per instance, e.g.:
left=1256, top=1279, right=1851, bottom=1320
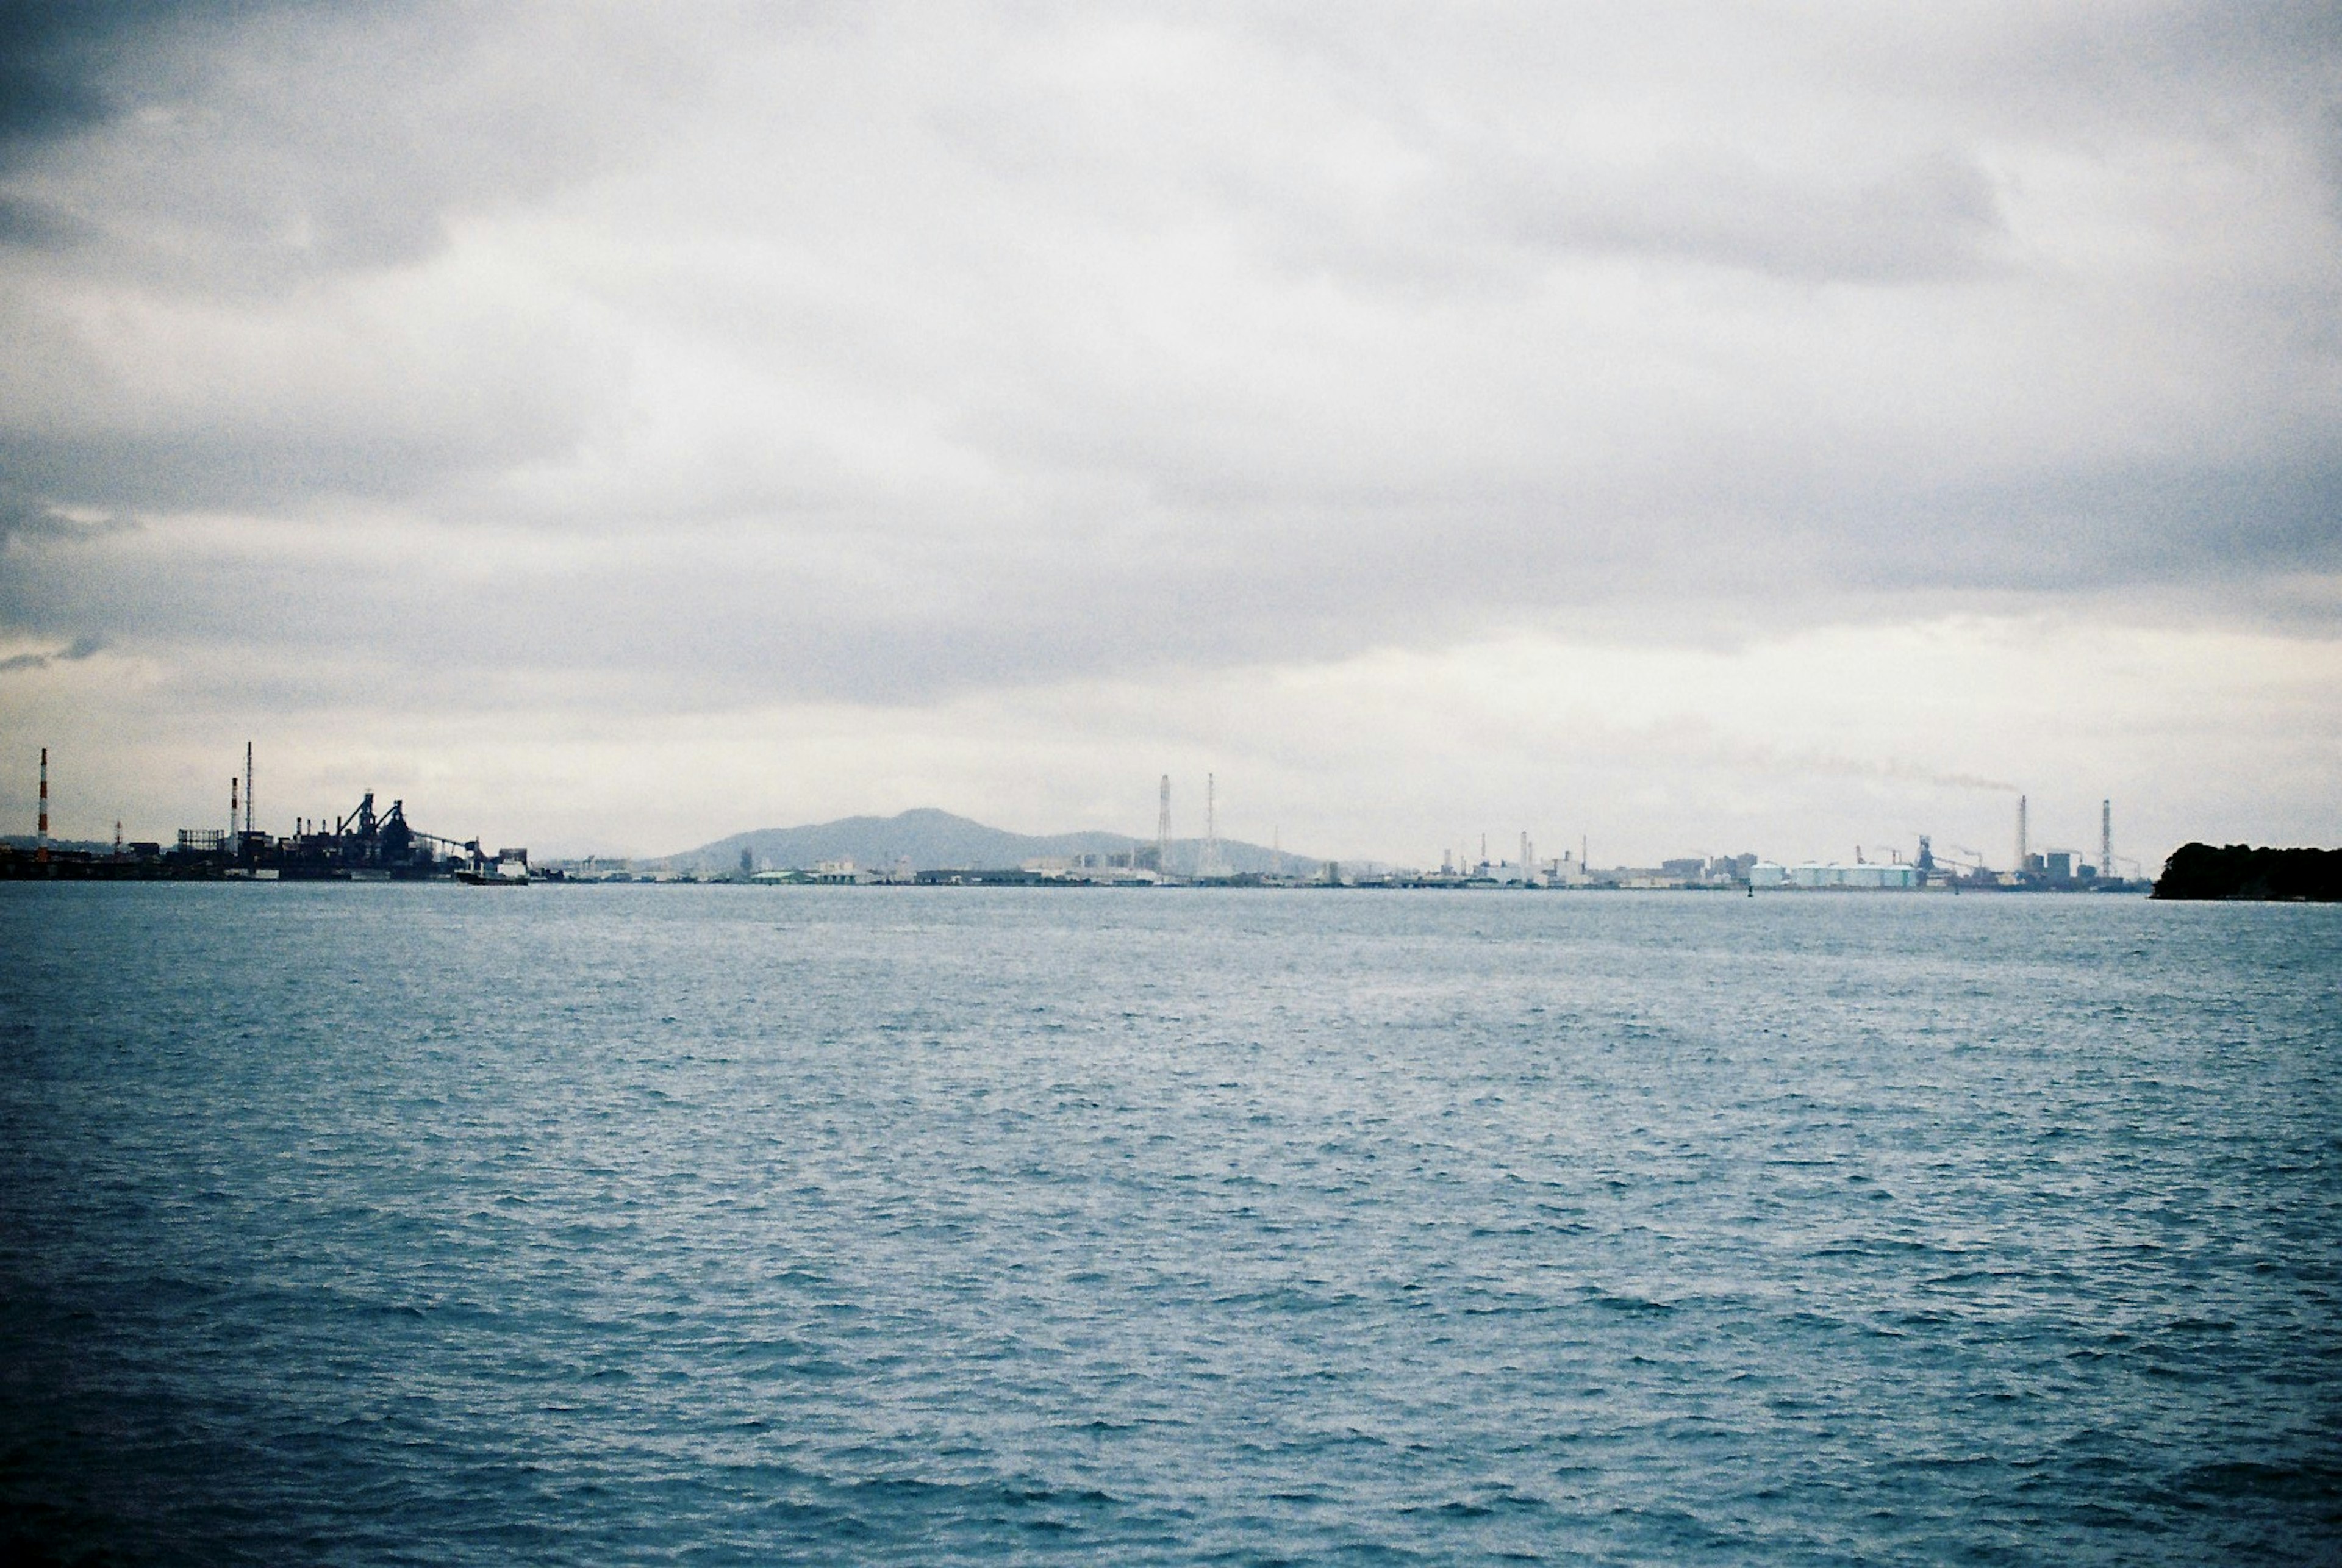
left=2, top=886, right=2336, bottom=1565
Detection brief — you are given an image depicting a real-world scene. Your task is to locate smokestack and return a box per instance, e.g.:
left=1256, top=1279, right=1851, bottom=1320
left=1204, top=772, right=1219, bottom=878
left=1156, top=774, right=1171, bottom=877
left=245, top=741, right=254, bottom=850
left=231, top=775, right=239, bottom=843
left=37, top=747, right=48, bottom=864
left=2015, top=794, right=2028, bottom=869
left=2100, top=799, right=2112, bottom=879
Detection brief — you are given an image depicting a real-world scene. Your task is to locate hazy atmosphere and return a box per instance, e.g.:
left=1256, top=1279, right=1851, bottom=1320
left=4, top=1, right=2338, bottom=865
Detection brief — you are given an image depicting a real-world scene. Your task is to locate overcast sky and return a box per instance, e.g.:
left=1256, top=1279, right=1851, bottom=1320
left=2, top=1, right=2337, bottom=867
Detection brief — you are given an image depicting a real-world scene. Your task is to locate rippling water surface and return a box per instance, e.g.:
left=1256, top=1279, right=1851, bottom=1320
left=2, top=886, right=2337, bottom=1564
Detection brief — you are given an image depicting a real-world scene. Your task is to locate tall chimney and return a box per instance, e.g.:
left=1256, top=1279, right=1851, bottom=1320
left=37, top=747, right=48, bottom=864
left=1156, top=775, right=1171, bottom=876
left=1204, top=772, right=1219, bottom=878
left=2015, top=794, right=2028, bottom=870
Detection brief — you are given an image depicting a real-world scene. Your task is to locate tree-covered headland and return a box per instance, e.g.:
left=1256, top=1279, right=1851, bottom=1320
left=2152, top=843, right=2342, bottom=901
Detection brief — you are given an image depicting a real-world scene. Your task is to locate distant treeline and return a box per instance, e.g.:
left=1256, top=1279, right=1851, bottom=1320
left=2152, top=843, right=2342, bottom=902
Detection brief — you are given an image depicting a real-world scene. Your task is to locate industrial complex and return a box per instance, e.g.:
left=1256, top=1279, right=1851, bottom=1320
left=4, top=745, right=529, bottom=882
left=4, top=748, right=2147, bottom=892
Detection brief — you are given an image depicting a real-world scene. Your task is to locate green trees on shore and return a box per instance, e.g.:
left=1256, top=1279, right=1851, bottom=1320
left=2153, top=843, right=2342, bottom=901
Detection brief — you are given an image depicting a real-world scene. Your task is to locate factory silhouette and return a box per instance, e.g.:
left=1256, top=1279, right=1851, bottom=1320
left=5, top=747, right=2146, bottom=891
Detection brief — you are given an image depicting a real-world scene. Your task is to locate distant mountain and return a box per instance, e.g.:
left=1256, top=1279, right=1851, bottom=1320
left=656, top=807, right=1320, bottom=877
left=0, top=836, right=116, bottom=854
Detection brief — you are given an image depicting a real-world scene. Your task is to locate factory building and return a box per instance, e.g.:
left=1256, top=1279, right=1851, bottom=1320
left=1749, top=861, right=1920, bottom=889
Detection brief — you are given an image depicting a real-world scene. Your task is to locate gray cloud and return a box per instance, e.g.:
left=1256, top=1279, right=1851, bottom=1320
left=0, top=0, right=2337, bottom=718
left=0, top=490, right=131, bottom=544
left=0, top=2, right=709, bottom=288
left=0, top=631, right=102, bottom=673
left=1482, top=146, right=2007, bottom=283
left=0, top=2, right=327, bottom=163
left=0, top=190, right=90, bottom=248
left=0, top=1, right=158, bottom=153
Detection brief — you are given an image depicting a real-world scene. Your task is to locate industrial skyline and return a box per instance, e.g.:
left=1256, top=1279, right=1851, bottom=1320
left=13, top=742, right=2153, bottom=887
left=1, top=5, right=2335, bottom=867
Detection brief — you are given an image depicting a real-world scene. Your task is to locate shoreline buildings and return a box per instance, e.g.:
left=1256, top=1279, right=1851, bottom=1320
left=7, top=751, right=2148, bottom=892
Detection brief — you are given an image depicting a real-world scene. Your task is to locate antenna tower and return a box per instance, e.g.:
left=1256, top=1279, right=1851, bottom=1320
left=1156, top=775, right=1171, bottom=876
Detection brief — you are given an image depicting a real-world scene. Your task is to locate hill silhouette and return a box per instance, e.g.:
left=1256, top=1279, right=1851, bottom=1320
left=658, top=808, right=1319, bottom=878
